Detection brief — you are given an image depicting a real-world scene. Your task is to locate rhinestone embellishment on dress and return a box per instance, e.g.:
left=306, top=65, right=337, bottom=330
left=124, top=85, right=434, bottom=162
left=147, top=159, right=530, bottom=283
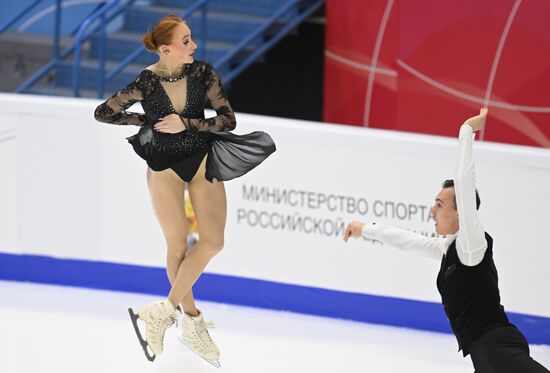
left=156, top=73, right=185, bottom=83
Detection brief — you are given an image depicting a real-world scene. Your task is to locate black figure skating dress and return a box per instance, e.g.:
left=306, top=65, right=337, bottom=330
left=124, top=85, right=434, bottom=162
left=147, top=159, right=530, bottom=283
left=94, top=61, right=275, bottom=181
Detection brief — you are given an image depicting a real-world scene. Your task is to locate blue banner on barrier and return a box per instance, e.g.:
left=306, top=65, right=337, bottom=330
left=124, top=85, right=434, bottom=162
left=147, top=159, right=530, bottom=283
left=1, top=252, right=549, bottom=345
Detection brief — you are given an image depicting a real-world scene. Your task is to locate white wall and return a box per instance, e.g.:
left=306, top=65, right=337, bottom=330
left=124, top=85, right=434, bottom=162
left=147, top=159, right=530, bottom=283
left=1, top=93, right=549, bottom=317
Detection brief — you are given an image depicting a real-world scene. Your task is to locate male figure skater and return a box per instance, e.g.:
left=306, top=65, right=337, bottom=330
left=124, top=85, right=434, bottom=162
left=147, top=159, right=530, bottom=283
left=344, top=109, right=549, bottom=372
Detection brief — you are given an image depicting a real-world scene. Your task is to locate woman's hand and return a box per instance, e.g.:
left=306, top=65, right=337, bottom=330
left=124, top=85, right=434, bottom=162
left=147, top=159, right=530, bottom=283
left=154, top=114, right=186, bottom=134
left=464, top=108, right=488, bottom=132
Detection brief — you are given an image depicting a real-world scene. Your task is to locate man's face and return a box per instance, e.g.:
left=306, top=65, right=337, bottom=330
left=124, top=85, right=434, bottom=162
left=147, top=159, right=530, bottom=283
left=431, top=187, right=459, bottom=235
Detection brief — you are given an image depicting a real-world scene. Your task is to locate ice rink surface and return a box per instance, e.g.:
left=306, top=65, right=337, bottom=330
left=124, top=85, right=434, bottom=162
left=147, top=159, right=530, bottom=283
left=2, top=280, right=549, bottom=373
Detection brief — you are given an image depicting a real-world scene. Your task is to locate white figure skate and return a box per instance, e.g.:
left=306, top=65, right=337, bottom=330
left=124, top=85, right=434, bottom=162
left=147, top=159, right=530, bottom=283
left=128, top=300, right=177, bottom=361
left=179, top=310, right=221, bottom=367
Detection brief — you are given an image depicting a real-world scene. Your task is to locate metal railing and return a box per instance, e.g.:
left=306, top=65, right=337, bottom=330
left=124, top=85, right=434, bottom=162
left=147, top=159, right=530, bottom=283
left=11, top=0, right=323, bottom=98
left=14, top=0, right=209, bottom=97
left=0, top=0, right=63, bottom=61
left=0, top=0, right=51, bottom=33
left=72, top=0, right=138, bottom=97
left=216, top=0, right=324, bottom=85
left=15, top=0, right=122, bottom=95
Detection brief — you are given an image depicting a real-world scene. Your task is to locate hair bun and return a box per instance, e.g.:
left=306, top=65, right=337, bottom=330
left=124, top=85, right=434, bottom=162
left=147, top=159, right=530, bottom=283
left=142, top=15, right=185, bottom=53
left=142, top=30, right=156, bottom=51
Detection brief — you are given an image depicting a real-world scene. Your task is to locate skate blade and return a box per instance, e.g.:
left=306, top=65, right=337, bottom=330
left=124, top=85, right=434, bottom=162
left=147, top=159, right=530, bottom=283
left=178, top=335, right=221, bottom=368
left=128, top=308, right=156, bottom=362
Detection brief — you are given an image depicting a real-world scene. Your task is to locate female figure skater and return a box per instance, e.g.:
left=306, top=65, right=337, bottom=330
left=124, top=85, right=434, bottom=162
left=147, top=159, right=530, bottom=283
left=94, top=14, right=275, bottom=366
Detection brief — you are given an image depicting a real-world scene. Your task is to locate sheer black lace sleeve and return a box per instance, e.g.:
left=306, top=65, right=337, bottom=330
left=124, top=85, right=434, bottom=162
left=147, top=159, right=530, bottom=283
left=94, top=72, right=147, bottom=126
left=181, top=63, right=236, bottom=132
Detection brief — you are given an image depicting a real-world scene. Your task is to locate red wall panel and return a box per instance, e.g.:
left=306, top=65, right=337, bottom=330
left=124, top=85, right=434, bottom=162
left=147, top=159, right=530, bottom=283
left=324, top=0, right=550, bottom=147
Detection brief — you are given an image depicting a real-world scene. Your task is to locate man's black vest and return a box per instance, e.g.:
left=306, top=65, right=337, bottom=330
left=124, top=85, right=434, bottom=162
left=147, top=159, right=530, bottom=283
left=436, top=232, right=510, bottom=356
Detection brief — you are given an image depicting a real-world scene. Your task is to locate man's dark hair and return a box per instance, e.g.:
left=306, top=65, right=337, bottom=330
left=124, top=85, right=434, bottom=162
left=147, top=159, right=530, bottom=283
left=442, top=179, right=481, bottom=210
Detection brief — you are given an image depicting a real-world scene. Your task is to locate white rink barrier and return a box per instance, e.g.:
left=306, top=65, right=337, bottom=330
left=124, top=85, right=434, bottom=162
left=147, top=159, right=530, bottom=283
left=1, top=93, right=549, bottom=344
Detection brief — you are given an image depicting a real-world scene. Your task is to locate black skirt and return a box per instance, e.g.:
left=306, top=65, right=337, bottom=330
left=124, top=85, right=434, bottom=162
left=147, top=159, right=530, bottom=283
left=127, top=126, right=276, bottom=182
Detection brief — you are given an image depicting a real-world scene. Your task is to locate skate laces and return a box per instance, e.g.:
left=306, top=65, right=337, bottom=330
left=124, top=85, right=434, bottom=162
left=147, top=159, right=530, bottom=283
left=197, top=320, right=215, bottom=335
left=185, top=318, right=217, bottom=353
left=196, top=320, right=216, bottom=349
left=167, top=314, right=178, bottom=327
left=151, top=310, right=177, bottom=344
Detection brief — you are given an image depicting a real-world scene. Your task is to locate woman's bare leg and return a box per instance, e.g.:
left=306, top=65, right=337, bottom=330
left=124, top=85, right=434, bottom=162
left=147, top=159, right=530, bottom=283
left=147, top=167, right=198, bottom=315
left=167, top=158, right=227, bottom=306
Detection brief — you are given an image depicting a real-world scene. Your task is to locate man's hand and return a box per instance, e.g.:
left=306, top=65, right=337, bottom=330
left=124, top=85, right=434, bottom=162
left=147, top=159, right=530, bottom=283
left=464, top=108, right=488, bottom=132
left=343, top=221, right=366, bottom=242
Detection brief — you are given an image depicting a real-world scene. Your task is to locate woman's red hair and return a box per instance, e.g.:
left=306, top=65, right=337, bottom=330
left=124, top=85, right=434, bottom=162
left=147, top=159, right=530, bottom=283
left=142, top=14, right=185, bottom=52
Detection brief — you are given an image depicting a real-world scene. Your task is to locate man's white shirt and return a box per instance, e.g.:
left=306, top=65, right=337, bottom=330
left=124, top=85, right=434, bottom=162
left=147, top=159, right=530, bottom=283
left=361, top=124, right=487, bottom=266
